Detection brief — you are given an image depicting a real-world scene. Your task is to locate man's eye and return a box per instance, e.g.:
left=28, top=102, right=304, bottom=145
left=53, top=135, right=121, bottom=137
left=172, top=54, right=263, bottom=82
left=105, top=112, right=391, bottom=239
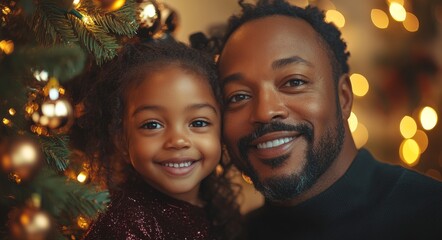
left=141, top=121, right=163, bottom=129
left=228, top=94, right=250, bottom=103
left=284, top=79, right=305, bottom=87
left=190, top=120, right=209, bottom=128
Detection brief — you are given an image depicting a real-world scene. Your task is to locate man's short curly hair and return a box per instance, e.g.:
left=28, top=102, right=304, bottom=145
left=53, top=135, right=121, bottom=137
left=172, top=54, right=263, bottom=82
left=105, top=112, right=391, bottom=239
left=222, top=0, right=350, bottom=82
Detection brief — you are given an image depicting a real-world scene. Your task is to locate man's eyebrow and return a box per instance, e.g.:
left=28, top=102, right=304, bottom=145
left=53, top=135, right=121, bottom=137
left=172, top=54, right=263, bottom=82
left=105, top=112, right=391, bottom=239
left=220, top=73, right=243, bottom=87
left=185, top=103, right=218, bottom=115
left=272, top=56, right=313, bottom=70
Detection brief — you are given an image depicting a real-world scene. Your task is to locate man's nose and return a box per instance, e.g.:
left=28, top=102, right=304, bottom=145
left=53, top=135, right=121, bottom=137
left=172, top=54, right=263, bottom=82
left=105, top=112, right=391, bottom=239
left=163, top=127, right=191, bottom=150
left=250, top=87, right=289, bottom=124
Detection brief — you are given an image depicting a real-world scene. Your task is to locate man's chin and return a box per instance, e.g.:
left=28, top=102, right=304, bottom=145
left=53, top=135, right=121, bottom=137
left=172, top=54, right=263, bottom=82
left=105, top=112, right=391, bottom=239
left=254, top=173, right=306, bottom=202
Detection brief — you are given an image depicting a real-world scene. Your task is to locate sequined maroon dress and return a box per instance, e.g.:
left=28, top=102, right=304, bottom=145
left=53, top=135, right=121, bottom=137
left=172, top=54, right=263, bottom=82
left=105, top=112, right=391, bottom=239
left=84, top=179, right=215, bottom=240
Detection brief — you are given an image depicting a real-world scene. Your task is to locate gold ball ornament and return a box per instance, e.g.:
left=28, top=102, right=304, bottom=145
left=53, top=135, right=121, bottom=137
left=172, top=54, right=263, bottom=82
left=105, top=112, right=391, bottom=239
left=0, top=137, right=43, bottom=182
left=31, top=98, right=74, bottom=133
left=9, top=206, right=52, bottom=240
left=94, top=0, right=126, bottom=12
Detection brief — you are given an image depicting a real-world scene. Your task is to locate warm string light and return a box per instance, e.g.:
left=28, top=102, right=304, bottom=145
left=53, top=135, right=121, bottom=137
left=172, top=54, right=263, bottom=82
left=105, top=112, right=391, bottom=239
left=3, top=118, right=11, bottom=126
left=372, top=1, right=419, bottom=32
left=73, top=0, right=81, bottom=8
left=350, top=73, right=369, bottom=97
left=420, top=106, right=438, bottom=130
left=403, top=12, right=419, bottom=32
left=348, top=112, right=358, bottom=133
left=139, top=1, right=158, bottom=27
left=76, top=171, right=88, bottom=183
left=399, top=115, right=417, bottom=139
left=1, top=6, right=11, bottom=15
left=371, top=9, right=389, bottom=29
left=33, top=70, right=49, bottom=82
left=77, top=216, right=90, bottom=229
left=0, top=40, right=14, bottom=54
left=397, top=105, right=438, bottom=166
left=325, top=9, right=345, bottom=28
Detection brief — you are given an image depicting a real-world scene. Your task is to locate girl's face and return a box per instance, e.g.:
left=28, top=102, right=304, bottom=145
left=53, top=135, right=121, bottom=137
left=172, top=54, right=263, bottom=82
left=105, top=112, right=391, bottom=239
left=124, top=65, right=221, bottom=205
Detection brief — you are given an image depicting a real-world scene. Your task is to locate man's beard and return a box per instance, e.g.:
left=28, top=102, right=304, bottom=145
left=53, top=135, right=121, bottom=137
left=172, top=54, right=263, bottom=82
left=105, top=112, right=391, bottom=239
left=234, top=116, right=345, bottom=202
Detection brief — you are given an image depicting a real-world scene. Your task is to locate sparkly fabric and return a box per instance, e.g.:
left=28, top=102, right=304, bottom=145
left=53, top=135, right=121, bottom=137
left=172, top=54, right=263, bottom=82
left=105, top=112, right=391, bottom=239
left=83, top=179, right=215, bottom=240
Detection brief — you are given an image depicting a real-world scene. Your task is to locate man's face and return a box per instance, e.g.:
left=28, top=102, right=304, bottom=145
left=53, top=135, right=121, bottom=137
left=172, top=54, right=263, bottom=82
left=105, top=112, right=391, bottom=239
left=219, top=16, right=346, bottom=201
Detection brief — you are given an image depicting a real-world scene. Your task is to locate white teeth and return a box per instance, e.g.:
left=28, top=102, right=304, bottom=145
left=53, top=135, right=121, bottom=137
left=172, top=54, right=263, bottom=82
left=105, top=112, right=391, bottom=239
left=256, top=137, right=294, bottom=149
left=163, top=161, right=193, bottom=168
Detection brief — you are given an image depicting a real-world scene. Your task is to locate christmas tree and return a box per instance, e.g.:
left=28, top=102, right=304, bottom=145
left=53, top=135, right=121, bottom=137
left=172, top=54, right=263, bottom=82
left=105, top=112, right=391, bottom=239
left=0, top=0, right=160, bottom=238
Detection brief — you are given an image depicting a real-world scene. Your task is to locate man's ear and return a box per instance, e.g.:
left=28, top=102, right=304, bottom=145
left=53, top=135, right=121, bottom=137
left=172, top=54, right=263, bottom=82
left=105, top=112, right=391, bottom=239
left=337, top=74, right=353, bottom=120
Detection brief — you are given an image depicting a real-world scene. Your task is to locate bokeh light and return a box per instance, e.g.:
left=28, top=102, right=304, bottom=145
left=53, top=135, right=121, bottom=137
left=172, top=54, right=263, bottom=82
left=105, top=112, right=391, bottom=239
left=350, top=73, right=369, bottom=97
left=399, top=116, right=417, bottom=139
left=399, top=139, right=420, bottom=166
left=403, top=12, right=419, bottom=32
left=0, top=40, right=14, bottom=55
left=371, top=9, right=389, bottom=29
left=290, top=0, right=309, bottom=8
left=325, top=9, right=346, bottom=28
left=389, top=2, right=406, bottom=22
left=77, top=171, right=88, bottom=183
left=352, top=122, right=368, bottom=149
left=412, top=130, right=428, bottom=153
left=386, top=0, right=404, bottom=5
left=419, top=106, right=438, bottom=130
left=348, top=112, right=358, bottom=133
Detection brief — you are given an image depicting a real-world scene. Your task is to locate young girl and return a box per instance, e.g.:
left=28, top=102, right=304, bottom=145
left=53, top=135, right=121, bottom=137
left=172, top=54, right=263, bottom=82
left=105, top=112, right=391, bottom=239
left=79, top=41, right=241, bottom=240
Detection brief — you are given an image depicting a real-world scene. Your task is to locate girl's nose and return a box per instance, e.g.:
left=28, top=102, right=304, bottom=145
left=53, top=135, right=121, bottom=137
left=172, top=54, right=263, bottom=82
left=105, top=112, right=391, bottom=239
left=164, top=128, right=191, bottom=150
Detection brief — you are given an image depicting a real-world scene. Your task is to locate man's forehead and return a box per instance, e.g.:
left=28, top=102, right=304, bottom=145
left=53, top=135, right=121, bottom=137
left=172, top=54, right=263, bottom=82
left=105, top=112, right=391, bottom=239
left=219, top=15, right=320, bottom=75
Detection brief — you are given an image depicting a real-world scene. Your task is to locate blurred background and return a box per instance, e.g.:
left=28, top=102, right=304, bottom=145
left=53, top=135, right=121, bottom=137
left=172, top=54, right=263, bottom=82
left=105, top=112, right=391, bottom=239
left=1, top=0, right=441, bottom=238
left=162, top=0, right=442, bottom=213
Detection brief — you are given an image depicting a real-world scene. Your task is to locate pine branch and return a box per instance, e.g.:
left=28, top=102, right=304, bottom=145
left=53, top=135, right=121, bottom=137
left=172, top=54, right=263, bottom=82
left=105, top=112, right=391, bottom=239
left=32, top=168, right=109, bottom=223
left=29, top=5, right=58, bottom=45
left=93, top=13, right=138, bottom=37
left=77, top=0, right=138, bottom=36
left=68, top=14, right=119, bottom=65
left=8, top=45, right=86, bottom=82
left=39, top=135, right=71, bottom=172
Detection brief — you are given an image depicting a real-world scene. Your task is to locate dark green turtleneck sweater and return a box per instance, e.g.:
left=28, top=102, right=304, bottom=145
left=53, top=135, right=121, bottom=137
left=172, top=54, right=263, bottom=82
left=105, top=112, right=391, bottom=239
left=244, top=149, right=442, bottom=240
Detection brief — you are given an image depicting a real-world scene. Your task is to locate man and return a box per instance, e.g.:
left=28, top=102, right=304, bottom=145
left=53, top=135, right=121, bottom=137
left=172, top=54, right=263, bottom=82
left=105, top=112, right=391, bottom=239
left=217, top=1, right=442, bottom=239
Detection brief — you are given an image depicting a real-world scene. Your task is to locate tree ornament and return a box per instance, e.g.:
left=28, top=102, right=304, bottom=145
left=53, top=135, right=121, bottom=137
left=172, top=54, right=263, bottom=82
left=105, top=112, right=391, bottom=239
left=136, top=0, right=162, bottom=40
left=31, top=98, right=74, bottom=132
left=0, top=137, right=43, bottom=182
left=31, top=78, right=74, bottom=133
left=8, top=194, right=53, bottom=240
left=93, top=0, right=126, bottom=12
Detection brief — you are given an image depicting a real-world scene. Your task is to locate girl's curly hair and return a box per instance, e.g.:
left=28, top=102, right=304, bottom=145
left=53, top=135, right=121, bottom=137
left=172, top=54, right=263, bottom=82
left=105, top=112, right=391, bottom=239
left=77, top=40, right=241, bottom=240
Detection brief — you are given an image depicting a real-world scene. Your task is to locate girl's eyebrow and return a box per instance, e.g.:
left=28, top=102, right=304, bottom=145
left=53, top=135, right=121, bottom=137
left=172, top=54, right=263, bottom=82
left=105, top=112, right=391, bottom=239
left=185, top=103, right=218, bottom=115
left=132, top=103, right=218, bottom=117
left=132, top=105, right=163, bottom=117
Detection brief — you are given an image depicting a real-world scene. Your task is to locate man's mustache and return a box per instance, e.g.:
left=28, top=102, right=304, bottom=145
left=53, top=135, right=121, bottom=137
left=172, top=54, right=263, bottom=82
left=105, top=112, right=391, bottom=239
left=239, top=121, right=313, bottom=149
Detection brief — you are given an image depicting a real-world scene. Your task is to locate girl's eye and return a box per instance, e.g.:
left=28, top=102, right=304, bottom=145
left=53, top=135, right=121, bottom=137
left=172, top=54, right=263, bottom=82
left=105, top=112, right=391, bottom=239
left=141, top=121, right=163, bottom=129
left=190, top=120, right=209, bottom=128
left=227, top=94, right=250, bottom=104
left=283, top=78, right=306, bottom=87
